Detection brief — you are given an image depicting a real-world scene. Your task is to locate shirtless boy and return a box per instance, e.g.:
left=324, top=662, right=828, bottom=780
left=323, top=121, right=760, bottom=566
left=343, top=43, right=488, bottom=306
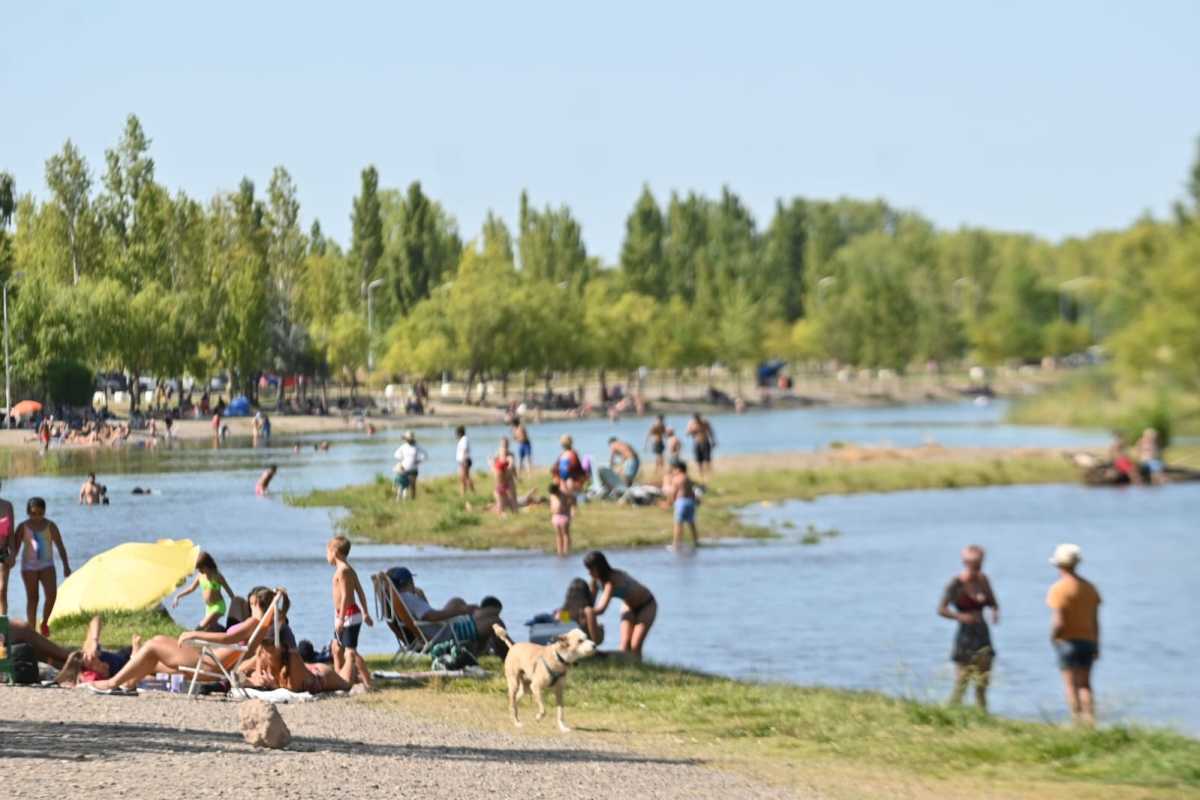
left=327, top=535, right=373, bottom=685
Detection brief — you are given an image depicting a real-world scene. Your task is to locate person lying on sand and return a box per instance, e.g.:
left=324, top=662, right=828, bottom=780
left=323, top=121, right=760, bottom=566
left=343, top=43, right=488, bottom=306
left=6, top=616, right=136, bottom=685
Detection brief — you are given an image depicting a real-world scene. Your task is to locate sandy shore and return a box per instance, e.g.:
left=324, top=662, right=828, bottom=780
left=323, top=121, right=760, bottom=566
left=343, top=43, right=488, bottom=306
left=2, top=686, right=795, bottom=799
left=0, top=367, right=1062, bottom=452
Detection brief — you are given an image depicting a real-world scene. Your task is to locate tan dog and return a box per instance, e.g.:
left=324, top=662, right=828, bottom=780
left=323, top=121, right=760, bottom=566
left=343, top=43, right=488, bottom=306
left=492, top=624, right=596, bottom=732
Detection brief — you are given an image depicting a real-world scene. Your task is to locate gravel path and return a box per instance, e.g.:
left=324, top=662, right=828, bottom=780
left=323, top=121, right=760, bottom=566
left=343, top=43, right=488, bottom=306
left=2, top=687, right=798, bottom=799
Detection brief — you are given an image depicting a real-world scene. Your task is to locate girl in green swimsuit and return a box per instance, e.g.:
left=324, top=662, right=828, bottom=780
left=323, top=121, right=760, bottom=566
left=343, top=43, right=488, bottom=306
left=172, top=551, right=237, bottom=631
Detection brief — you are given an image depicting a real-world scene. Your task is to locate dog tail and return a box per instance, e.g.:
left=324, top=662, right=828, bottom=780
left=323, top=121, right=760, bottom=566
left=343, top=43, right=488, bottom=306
left=492, top=624, right=515, bottom=648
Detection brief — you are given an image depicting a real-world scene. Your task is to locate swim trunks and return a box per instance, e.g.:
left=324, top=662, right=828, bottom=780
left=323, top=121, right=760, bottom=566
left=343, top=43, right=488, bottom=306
left=673, top=497, right=696, bottom=524
left=1054, top=639, right=1098, bottom=669
left=694, top=441, right=712, bottom=464
left=518, top=441, right=532, bottom=461
left=336, top=623, right=361, bottom=649
left=622, top=454, right=640, bottom=485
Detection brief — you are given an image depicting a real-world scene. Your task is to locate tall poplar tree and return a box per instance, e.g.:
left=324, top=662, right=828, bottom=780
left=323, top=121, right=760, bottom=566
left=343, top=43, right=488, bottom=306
left=349, top=165, right=383, bottom=308
left=619, top=185, right=666, bottom=296
left=44, top=140, right=92, bottom=285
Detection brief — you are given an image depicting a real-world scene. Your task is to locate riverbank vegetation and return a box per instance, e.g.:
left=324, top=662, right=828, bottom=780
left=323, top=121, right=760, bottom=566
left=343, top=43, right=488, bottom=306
left=289, top=449, right=1078, bottom=551
left=1009, top=368, right=1200, bottom=440
left=368, top=656, right=1200, bottom=798
left=1, top=118, right=1196, bottom=419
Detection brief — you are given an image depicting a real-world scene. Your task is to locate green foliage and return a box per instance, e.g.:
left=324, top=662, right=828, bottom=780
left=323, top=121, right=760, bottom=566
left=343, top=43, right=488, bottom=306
left=5, top=116, right=1200, bottom=410
left=45, top=359, right=94, bottom=406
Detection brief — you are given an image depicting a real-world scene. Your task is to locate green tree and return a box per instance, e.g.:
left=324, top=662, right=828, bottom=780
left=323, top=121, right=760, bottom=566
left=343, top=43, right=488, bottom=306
left=481, top=210, right=513, bottom=261
left=619, top=185, right=666, bottom=297
left=762, top=199, right=808, bottom=321
left=349, top=166, right=384, bottom=309
left=44, top=140, right=93, bottom=285
left=517, top=190, right=590, bottom=286
left=382, top=181, right=462, bottom=315
left=663, top=192, right=710, bottom=302
left=1111, top=227, right=1200, bottom=390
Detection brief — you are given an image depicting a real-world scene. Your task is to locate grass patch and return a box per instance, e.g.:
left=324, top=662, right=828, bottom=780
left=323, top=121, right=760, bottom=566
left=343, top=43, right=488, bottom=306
left=363, top=656, right=1200, bottom=797
left=290, top=453, right=1079, bottom=551
left=48, top=607, right=184, bottom=649
left=1008, top=368, right=1200, bottom=439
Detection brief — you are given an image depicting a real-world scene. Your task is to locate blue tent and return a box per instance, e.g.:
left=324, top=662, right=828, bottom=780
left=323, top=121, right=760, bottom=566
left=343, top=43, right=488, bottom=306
left=225, top=395, right=252, bottom=416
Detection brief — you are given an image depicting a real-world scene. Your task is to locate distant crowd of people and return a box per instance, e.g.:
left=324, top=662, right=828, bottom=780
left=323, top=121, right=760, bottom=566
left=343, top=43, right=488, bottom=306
left=390, top=413, right=718, bottom=553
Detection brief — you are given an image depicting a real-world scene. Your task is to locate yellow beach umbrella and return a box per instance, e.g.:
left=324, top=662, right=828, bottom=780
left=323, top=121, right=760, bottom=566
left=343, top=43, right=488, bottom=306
left=50, top=539, right=200, bottom=621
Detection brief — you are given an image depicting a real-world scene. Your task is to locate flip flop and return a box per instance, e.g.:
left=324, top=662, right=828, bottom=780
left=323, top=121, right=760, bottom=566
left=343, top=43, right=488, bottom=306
left=78, top=683, right=120, bottom=696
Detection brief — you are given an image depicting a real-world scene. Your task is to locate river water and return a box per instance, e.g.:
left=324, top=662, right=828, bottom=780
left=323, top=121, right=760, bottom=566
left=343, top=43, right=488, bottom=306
left=5, top=402, right=1196, bottom=733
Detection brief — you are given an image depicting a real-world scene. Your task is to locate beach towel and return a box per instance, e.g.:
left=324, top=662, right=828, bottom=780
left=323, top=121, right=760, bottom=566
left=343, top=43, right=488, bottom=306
left=229, top=687, right=316, bottom=703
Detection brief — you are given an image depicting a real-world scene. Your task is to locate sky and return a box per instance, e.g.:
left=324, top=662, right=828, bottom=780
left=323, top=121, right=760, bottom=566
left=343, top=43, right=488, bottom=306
left=3, top=2, right=1199, bottom=262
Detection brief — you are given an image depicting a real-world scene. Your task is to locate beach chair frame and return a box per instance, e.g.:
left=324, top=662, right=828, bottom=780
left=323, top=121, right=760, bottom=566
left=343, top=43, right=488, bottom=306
left=371, top=572, right=468, bottom=660
left=179, top=593, right=281, bottom=698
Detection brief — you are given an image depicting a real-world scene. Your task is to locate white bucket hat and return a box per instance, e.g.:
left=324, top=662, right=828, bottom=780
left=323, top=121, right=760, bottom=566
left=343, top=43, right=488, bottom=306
left=1050, top=543, right=1082, bottom=568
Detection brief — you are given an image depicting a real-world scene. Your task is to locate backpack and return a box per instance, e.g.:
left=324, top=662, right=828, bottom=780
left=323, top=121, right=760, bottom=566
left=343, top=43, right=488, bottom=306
left=10, top=642, right=38, bottom=685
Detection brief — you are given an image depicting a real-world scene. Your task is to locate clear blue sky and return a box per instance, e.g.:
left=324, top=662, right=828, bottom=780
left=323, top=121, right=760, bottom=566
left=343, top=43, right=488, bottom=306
left=4, top=2, right=1198, bottom=262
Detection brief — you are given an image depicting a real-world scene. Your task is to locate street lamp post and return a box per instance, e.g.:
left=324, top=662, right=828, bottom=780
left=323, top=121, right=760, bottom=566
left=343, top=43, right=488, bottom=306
left=4, top=271, right=25, bottom=428
left=365, top=278, right=385, bottom=372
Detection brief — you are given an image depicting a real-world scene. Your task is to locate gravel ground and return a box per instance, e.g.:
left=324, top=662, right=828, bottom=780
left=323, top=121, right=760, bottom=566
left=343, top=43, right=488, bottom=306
left=2, top=687, right=798, bottom=799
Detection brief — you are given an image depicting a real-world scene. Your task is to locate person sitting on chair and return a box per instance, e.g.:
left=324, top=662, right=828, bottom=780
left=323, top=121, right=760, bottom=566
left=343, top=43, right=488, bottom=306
left=386, top=567, right=507, bottom=656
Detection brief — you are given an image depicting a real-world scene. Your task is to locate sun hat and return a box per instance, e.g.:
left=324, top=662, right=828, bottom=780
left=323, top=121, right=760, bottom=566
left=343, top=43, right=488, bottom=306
left=1050, top=543, right=1082, bottom=568
left=403, top=430, right=415, bottom=443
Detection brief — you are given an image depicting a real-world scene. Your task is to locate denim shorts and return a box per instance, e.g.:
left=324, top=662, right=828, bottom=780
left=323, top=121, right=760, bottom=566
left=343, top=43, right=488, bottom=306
left=1054, top=639, right=1098, bottom=669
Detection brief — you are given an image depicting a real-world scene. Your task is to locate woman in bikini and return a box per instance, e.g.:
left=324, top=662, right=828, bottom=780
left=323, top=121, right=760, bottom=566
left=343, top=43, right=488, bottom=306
left=583, top=550, right=656, bottom=659
left=937, top=545, right=1000, bottom=710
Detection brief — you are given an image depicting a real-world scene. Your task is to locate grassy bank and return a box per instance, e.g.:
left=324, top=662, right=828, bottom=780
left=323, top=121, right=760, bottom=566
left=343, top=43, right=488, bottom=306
left=1008, top=368, right=1200, bottom=439
left=48, top=607, right=184, bottom=648
left=366, top=656, right=1200, bottom=798
left=289, top=449, right=1080, bottom=551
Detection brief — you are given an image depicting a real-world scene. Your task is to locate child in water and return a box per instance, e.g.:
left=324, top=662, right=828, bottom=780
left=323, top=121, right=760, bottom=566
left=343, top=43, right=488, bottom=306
left=172, top=551, right=237, bottom=631
left=256, top=464, right=278, bottom=496
left=549, top=482, right=575, bottom=557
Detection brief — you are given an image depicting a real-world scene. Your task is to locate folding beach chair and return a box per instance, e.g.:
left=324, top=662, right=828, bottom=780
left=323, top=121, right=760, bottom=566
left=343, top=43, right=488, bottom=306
left=372, top=572, right=470, bottom=659
left=179, top=592, right=281, bottom=698
left=373, top=572, right=422, bottom=660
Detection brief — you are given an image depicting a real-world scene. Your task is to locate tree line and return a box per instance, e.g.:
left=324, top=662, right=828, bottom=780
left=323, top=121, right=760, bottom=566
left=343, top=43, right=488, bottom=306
left=0, top=113, right=1197, bottom=409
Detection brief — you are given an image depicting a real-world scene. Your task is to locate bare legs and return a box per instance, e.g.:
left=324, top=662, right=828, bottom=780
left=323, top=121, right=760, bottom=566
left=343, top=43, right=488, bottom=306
left=330, top=640, right=372, bottom=690
left=618, top=600, right=656, bottom=660
left=1061, top=667, right=1095, bottom=726
left=554, top=520, right=571, bottom=556
left=0, top=561, right=10, bottom=617
left=22, top=567, right=56, bottom=632
left=671, top=519, right=698, bottom=550
left=949, top=658, right=991, bottom=711
left=92, top=635, right=214, bottom=691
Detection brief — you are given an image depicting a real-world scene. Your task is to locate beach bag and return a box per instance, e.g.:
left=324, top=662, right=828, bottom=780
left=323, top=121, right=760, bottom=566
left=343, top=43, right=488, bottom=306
left=429, top=641, right=477, bottom=672
left=10, top=642, right=38, bottom=685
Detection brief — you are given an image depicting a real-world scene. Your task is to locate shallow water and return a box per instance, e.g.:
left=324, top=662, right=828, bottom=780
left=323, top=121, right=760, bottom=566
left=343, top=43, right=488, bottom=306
left=8, top=402, right=1192, bottom=732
